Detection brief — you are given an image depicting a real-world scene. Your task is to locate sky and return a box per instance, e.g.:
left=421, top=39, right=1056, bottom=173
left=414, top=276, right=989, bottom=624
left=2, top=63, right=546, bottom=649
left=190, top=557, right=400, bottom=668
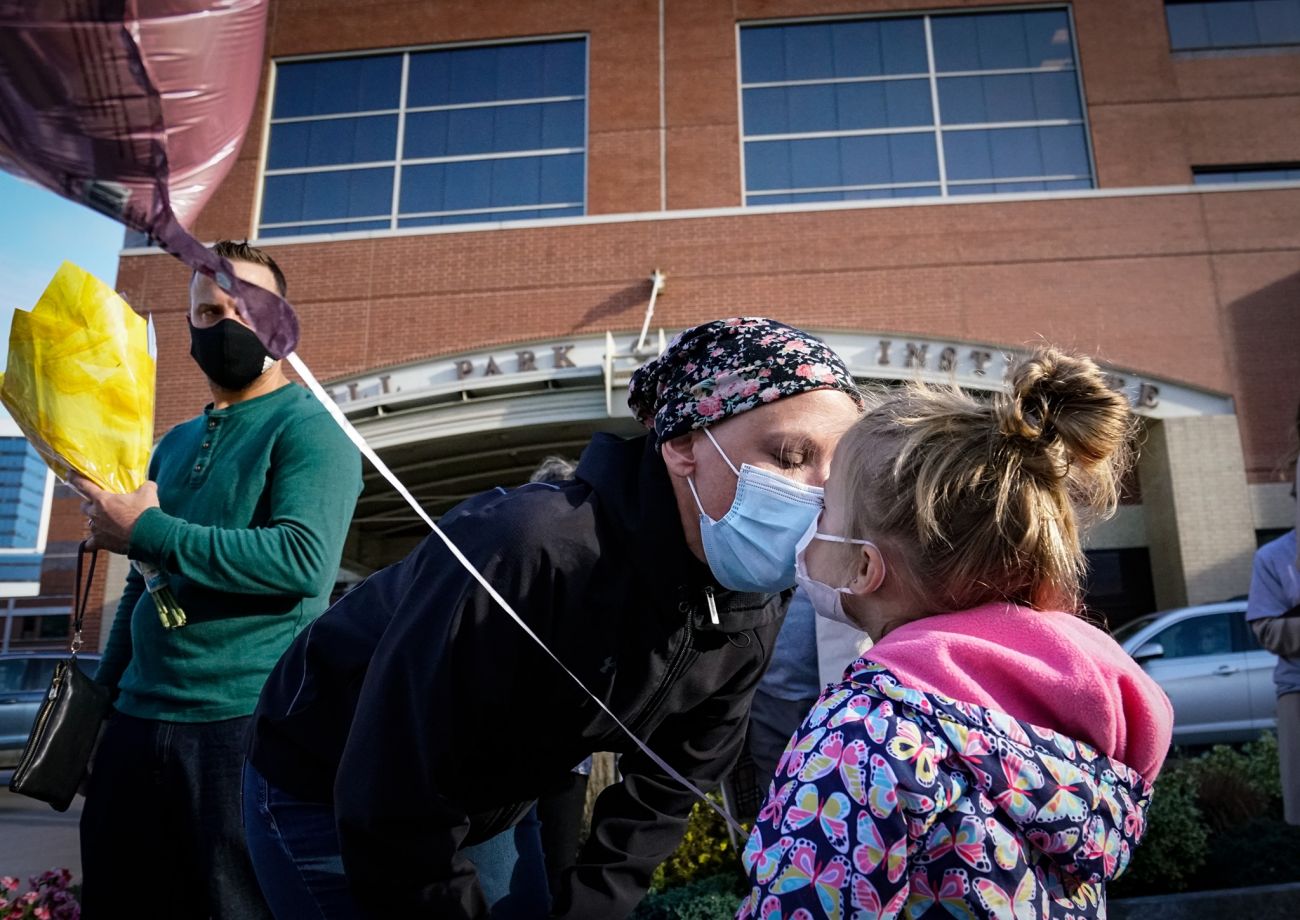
left=0, top=172, right=126, bottom=371
left=0, top=172, right=127, bottom=429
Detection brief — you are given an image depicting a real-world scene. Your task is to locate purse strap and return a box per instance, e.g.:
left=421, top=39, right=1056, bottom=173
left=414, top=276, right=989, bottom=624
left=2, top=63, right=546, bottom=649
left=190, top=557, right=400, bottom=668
left=70, top=540, right=98, bottom=658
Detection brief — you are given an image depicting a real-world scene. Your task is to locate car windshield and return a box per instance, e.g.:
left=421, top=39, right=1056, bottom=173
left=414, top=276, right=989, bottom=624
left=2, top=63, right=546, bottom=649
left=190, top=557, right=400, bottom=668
left=1111, top=614, right=1159, bottom=644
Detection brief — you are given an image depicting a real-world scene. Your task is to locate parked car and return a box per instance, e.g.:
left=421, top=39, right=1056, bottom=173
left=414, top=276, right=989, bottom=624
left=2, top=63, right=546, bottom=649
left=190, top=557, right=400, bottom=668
left=0, top=651, right=101, bottom=769
left=1114, top=600, right=1276, bottom=746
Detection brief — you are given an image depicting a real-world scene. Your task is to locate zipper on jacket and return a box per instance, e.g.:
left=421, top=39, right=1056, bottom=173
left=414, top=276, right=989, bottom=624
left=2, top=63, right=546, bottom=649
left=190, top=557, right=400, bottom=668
left=704, top=586, right=720, bottom=626
left=629, top=594, right=698, bottom=734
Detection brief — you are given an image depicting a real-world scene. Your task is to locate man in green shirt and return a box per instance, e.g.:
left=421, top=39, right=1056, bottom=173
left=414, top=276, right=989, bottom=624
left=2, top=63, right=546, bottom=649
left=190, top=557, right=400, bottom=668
left=75, top=240, right=362, bottom=919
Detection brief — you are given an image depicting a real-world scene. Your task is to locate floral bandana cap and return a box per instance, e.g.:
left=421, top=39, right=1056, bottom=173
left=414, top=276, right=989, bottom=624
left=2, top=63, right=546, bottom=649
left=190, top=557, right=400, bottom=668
left=627, top=317, right=862, bottom=445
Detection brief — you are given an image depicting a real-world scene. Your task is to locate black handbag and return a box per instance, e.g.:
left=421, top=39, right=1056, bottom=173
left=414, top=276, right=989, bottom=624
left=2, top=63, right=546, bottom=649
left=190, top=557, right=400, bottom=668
left=8, top=542, right=111, bottom=811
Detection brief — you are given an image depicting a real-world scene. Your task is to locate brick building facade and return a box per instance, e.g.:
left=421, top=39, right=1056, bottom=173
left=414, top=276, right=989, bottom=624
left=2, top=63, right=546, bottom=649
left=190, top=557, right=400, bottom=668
left=14, top=0, right=1299, bottom=646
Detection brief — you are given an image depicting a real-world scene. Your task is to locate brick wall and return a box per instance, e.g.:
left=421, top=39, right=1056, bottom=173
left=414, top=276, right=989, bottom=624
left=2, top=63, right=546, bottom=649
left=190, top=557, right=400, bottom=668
left=22, top=485, right=112, bottom=650
left=121, top=185, right=1300, bottom=479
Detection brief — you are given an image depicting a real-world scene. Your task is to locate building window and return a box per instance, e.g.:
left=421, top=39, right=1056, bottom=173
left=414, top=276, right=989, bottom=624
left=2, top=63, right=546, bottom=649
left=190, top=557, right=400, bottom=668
left=1193, top=163, right=1300, bottom=183
left=739, top=8, right=1093, bottom=205
left=0, top=439, right=49, bottom=552
left=1166, top=1, right=1300, bottom=52
left=259, top=37, right=587, bottom=238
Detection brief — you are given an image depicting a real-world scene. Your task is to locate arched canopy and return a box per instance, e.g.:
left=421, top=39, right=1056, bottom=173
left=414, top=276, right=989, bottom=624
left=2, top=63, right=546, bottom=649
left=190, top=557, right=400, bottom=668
left=332, top=329, right=1233, bottom=572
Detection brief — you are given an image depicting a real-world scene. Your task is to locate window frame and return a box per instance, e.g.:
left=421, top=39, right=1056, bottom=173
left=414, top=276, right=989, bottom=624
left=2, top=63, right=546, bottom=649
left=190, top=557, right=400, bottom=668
left=252, top=33, right=590, bottom=240
left=734, top=4, right=1098, bottom=205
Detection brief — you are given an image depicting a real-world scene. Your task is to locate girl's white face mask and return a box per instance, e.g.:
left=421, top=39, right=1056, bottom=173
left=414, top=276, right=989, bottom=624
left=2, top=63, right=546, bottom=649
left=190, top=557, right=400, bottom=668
left=793, top=516, right=882, bottom=629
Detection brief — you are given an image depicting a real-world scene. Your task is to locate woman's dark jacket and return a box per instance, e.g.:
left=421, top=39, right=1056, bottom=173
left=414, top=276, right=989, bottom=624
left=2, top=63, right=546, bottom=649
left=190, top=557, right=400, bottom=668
left=247, top=432, right=787, bottom=918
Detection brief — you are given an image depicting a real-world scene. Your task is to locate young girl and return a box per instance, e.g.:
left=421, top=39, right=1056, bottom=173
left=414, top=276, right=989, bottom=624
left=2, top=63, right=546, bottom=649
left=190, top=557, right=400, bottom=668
left=739, top=348, right=1173, bottom=920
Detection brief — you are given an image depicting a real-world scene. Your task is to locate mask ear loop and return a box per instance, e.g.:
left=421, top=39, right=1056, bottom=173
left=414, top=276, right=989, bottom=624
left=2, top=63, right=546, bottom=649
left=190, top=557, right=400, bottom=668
left=811, top=533, right=887, bottom=585
left=685, top=475, right=710, bottom=519
left=701, top=426, right=740, bottom=476
left=687, top=426, right=741, bottom=521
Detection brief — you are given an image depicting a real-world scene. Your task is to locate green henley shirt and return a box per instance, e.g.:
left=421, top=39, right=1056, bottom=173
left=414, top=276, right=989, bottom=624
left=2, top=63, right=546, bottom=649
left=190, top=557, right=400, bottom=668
left=96, top=382, right=362, bottom=722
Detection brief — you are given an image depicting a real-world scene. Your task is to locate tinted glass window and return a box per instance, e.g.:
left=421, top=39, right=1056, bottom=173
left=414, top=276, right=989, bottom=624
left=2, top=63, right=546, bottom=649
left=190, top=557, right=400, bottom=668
left=0, top=659, right=27, bottom=693
left=1193, top=165, right=1300, bottom=184
left=740, top=9, right=1092, bottom=204
left=261, top=38, right=586, bottom=237
left=1236, top=613, right=1265, bottom=652
left=931, top=9, right=1076, bottom=71
left=1112, top=614, right=1160, bottom=644
left=1152, top=614, right=1235, bottom=658
left=0, top=439, right=49, bottom=559
left=273, top=55, right=402, bottom=118
left=24, top=658, right=58, bottom=690
left=1166, top=1, right=1300, bottom=51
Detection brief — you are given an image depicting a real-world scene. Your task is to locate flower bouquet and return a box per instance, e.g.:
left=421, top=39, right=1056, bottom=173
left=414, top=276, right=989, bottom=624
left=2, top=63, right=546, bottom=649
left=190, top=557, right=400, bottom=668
left=0, top=262, right=184, bottom=628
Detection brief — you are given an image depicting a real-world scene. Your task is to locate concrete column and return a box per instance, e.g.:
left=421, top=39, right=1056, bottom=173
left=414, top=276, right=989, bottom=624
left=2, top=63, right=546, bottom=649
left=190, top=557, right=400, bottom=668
left=1138, top=415, right=1256, bottom=610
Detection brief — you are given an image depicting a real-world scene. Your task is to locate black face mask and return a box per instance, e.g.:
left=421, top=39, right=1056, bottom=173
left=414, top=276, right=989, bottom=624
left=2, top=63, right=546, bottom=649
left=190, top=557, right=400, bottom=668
left=188, top=318, right=274, bottom=391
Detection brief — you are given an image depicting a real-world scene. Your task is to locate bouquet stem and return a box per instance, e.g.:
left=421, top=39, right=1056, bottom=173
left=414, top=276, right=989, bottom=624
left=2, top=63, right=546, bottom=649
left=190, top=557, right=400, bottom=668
left=132, top=559, right=186, bottom=629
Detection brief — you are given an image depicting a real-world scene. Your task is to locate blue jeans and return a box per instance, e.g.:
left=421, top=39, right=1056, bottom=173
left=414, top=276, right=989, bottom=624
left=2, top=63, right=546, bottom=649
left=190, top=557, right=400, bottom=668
left=80, top=713, right=272, bottom=919
left=242, top=762, right=550, bottom=918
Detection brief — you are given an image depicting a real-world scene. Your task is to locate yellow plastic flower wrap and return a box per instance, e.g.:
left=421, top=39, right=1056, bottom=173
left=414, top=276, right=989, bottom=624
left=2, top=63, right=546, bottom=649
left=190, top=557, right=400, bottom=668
left=0, top=262, right=185, bottom=627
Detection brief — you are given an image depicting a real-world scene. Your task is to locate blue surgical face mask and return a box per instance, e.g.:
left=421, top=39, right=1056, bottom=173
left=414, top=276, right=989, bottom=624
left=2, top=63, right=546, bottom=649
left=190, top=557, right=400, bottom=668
left=687, top=427, right=825, bottom=593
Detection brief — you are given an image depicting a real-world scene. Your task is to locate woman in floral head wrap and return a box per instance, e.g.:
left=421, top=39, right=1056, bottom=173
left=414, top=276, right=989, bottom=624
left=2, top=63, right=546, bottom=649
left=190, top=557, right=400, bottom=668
left=244, top=317, right=861, bottom=920
left=629, top=317, right=862, bottom=594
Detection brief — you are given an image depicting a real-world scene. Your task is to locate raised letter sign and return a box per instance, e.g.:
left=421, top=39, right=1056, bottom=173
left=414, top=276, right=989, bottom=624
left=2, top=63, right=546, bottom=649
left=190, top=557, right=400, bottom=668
left=877, top=341, right=892, bottom=366
left=455, top=360, right=474, bottom=380
left=517, top=350, right=537, bottom=372
left=484, top=356, right=503, bottom=376
left=905, top=343, right=928, bottom=369
left=552, top=345, right=576, bottom=369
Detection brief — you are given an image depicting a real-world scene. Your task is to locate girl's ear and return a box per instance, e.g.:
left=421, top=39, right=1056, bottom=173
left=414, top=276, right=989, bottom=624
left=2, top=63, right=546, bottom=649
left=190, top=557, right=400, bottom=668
left=847, top=541, right=887, bottom=596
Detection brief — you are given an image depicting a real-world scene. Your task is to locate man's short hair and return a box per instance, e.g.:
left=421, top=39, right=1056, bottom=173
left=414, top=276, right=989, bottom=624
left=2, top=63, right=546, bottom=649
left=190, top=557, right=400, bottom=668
left=206, top=239, right=287, bottom=297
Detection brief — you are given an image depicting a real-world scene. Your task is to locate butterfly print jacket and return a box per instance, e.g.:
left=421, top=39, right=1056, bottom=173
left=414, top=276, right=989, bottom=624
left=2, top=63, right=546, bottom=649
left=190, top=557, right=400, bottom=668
left=739, top=660, right=1157, bottom=920
left=248, top=432, right=787, bottom=919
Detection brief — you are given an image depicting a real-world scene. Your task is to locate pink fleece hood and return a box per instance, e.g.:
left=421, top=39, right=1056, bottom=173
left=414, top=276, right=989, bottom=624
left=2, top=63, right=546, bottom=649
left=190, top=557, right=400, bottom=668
left=865, top=603, right=1173, bottom=780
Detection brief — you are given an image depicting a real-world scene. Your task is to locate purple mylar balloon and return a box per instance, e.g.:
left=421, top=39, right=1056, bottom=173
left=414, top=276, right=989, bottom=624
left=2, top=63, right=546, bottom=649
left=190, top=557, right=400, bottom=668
left=0, top=0, right=299, bottom=357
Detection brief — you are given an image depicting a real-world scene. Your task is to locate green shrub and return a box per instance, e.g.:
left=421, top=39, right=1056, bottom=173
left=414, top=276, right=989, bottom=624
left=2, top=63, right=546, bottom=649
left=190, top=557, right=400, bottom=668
left=1115, top=733, right=1287, bottom=898
left=1185, top=747, right=1271, bottom=832
left=649, top=795, right=745, bottom=893
left=1182, top=734, right=1283, bottom=831
left=633, top=873, right=748, bottom=920
left=1238, top=732, right=1283, bottom=805
left=1112, top=761, right=1209, bottom=896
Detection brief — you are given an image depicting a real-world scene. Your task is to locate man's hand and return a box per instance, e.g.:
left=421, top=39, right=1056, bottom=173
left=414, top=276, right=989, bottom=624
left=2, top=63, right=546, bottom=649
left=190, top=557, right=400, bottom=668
left=71, top=474, right=159, bottom=555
